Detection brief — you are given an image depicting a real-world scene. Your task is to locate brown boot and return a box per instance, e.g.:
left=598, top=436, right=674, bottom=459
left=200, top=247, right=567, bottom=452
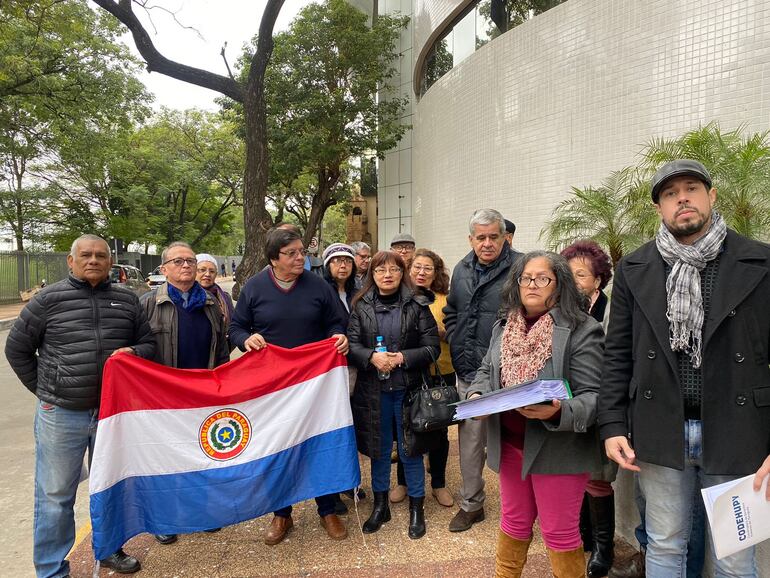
left=264, top=515, right=293, bottom=545
left=495, top=530, right=531, bottom=578
left=547, top=546, right=587, bottom=578
left=320, top=513, right=348, bottom=540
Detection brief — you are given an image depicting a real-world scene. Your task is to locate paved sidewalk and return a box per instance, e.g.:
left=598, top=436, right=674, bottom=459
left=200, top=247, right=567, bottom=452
left=0, top=301, right=25, bottom=329
left=65, top=428, right=558, bottom=578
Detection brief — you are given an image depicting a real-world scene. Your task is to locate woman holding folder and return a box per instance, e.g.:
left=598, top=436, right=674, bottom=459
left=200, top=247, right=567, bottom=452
left=467, top=250, right=604, bottom=577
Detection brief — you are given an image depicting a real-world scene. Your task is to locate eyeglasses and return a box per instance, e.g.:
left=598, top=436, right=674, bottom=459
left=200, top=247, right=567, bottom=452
left=163, top=257, right=197, bottom=267
left=411, top=265, right=434, bottom=273
left=356, top=253, right=372, bottom=261
left=391, top=244, right=414, bottom=253
left=197, top=267, right=217, bottom=275
left=279, top=249, right=308, bottom=259
left=330, top=256, right=353, bottom=265
left=517, top=275, right=555, bottom=288
left=373, top=267, right=403, bottom=275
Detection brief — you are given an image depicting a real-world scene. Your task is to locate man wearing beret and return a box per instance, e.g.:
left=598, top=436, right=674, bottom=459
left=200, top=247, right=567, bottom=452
left=599, top=160, right=770, bottom=576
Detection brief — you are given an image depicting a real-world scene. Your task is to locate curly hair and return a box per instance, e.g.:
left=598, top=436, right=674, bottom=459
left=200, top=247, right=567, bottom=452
left=500, top=251, right=589, bottom=329
left=411, top=248, right=450, bottom=294
left=560, top=240, right=613, bottom=290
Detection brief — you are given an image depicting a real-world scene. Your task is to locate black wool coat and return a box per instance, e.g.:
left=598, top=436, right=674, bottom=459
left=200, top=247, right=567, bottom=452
left=599, top=230, right=770, bottom=475
left=347, top=284, right=440, bottom=459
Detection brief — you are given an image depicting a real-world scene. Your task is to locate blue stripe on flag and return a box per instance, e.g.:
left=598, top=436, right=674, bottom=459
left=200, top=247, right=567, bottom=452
left=90, top=426, right=360, bottom=559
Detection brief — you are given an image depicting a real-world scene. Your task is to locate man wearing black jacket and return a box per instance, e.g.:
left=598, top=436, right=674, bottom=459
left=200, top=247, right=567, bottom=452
left=5, top=234, right=155, bottom=578
left=443, top=208, right=521, bottom=532
left=599, top=160, right=770, bottom=576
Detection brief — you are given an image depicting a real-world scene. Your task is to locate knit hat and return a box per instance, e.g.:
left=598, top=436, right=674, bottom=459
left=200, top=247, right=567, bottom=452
left=196, top=253, right=218, bottom=267
left=322, top=243, right=355, bottom=267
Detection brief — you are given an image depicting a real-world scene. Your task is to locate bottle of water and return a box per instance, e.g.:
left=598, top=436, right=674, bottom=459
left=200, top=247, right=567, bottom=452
left=375, top=335, right=390, bottom=380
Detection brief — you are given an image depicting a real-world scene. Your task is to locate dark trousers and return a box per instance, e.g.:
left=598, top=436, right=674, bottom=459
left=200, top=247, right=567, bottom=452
left=275, top=493, right=336, bottom=519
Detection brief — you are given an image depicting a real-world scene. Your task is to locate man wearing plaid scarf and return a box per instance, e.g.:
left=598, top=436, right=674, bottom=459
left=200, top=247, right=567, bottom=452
left=599, top=159, right=770, bottom=577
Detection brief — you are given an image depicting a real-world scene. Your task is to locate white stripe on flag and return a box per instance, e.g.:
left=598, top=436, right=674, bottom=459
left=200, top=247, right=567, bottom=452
left=90, top=365, right=351, bottom=493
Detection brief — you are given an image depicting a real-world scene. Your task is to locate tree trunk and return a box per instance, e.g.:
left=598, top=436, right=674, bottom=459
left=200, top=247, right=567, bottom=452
left=234, top=0, right=286, bottom=299
left=303, top=168, right=341, bottom=249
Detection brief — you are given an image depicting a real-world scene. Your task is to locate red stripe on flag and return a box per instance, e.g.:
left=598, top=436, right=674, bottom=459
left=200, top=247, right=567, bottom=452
left=99, top=338, right=346, bottom=419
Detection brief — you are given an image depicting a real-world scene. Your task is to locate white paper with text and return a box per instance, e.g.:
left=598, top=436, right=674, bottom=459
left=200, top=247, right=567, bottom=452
left=701, top=474, right=770, bottom=560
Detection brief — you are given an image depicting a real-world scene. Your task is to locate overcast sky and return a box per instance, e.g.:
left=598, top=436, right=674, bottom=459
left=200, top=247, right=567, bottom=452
left=120, top=0, right=311, bottom=111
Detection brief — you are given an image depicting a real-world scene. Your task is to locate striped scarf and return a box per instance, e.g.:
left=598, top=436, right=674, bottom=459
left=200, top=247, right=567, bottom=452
left=655, top=211, right=726, bottom=368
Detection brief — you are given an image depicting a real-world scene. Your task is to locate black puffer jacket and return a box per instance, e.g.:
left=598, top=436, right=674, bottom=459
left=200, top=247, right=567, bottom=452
left=5, top=275, right=155, bottom=410
left=347, top=284, right=440, bottom=458
left=443, top=244, right=519, bottom=382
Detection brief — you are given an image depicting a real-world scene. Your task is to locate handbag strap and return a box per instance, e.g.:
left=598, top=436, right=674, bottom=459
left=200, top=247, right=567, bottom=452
left=420, top=346, right=447, bottom=389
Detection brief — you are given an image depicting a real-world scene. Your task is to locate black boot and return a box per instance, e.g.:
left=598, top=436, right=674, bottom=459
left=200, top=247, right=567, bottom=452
left=580, top=492, right=593, bottom=551
left=362, top=491, right=390, bottom=534
left=586, top=494, right=615, bottom=577
left=408, top=496, right=426, bottom=539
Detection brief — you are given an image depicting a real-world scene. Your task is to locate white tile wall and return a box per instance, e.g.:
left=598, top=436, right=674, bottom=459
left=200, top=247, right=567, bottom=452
left=407, top=0, right=770, bottom=270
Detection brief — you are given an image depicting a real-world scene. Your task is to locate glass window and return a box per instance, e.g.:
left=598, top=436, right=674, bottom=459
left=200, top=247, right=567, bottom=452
left=418, top=0, right=568, bottom=97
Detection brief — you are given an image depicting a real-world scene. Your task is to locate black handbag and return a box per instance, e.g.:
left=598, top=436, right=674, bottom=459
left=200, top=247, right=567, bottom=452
left=406, top=351, right=459, bottom=433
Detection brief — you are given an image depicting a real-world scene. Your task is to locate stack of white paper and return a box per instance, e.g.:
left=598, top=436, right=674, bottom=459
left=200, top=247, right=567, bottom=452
left=453, top=379, right=572, bottom=420
left=701, top=474, right=770, bottom=560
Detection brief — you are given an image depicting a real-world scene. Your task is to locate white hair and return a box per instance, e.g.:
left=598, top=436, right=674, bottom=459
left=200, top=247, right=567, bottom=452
left=468, top=208, right=505, bottom=236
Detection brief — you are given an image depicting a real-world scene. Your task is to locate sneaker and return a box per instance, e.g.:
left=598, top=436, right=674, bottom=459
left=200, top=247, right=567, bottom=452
left=448, top=507, right=485, bottom=532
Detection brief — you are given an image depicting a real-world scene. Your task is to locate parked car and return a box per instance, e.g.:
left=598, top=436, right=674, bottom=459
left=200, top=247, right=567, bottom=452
left=146, top=266, right=166, bottom=289
left=110, top=264, right=149, bottom=296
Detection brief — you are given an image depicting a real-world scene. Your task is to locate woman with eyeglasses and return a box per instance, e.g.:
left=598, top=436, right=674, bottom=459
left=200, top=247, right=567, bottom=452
left=561, top=240, right=617, bottom=577
left=387, top=249, right=455, bottom=508
left=347, top=251, right=440, bottom=539
left=466, top=251, right=604, bottom=577
left=229, top=227, right=350, bottom=545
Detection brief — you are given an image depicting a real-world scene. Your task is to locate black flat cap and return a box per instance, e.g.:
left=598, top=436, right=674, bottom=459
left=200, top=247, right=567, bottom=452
left=650, top=159, right=712, bottom=202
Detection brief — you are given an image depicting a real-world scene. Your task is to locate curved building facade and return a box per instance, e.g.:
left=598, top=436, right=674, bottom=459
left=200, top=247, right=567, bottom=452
left=382, top=0, right=770, bottom=267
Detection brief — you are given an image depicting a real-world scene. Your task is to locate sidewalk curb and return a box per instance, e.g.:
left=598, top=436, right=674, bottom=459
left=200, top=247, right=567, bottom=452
left=0, top=317, right=16, bottom=331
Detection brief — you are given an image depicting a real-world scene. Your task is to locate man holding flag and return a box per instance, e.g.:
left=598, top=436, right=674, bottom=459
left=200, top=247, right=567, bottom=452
left=141, top=241, right=231, bottom=545
left=5, top=234, right=155, bottom=578
left=230, top=226, right=350, bottom=545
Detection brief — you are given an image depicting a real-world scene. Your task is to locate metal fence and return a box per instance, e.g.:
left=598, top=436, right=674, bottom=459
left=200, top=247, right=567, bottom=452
left=0, top=251, right=69, bottom=304
left=0, top=251, right=244, bottom=304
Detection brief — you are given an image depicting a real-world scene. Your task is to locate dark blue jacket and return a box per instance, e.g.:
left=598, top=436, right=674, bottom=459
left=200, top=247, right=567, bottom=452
left=443, top=245, right=520, bottom=382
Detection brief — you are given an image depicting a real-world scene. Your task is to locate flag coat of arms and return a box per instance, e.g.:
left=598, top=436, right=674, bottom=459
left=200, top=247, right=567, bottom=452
left=89, top=338, right=360, bottom=559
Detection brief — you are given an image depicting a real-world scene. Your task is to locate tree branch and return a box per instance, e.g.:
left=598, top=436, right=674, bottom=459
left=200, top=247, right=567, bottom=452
left=91, top=0, right=245, bottom=102
left=220, top=42, right=235, bottom=82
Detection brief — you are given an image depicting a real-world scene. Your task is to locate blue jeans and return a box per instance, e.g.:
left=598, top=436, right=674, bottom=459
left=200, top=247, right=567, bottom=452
left=638, top=420, right=757, bottom=578
left=634, top=472, right=707, bottom=578
left=34, top=401, right=98, bottom=578
left=371, top=390, right=425, bottom=497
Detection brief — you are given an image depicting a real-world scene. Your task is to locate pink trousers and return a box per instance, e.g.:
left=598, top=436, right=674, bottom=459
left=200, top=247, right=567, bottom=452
left=499, top=439, right=589, bottom=551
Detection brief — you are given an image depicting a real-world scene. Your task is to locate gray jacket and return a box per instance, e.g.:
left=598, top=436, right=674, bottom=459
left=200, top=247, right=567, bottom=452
left=468, top=307, right=604, bottom=478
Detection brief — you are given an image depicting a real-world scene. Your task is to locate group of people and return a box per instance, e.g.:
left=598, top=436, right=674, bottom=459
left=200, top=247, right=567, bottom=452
left=6, top=159, right=770, bottom=578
